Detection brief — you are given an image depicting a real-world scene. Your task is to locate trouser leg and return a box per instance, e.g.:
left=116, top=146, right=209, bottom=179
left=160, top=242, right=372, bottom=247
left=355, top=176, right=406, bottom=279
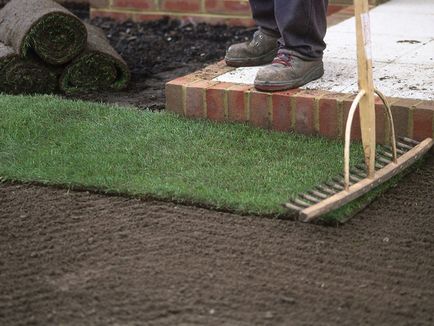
left=248, top=0, right=280, bottom=37
left=275, top=0, right=328, bottom=59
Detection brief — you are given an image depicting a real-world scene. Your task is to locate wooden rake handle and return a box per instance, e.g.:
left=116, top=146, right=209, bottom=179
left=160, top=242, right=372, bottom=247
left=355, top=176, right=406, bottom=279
left=354, top=0, right=376, bottom=178
left=344, top=0, right=399, bottom=190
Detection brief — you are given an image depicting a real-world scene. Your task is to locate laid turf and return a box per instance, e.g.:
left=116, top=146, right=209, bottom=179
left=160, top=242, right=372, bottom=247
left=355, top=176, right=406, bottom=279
left=0, top=94, right=368, bottom=220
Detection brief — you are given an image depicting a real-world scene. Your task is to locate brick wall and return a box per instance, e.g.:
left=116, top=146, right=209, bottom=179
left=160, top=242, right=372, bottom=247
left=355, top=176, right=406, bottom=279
left=0, top=0, right=88, bottom=6
left=90, top=0, right=385, bottom=26
left=90, top=0, right=254, bottom=26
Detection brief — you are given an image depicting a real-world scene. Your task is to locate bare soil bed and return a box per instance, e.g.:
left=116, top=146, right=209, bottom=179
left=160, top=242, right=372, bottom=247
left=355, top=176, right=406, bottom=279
left=1, top=4, right=434, bottom=325
left=1, top=154, right=434, bottom=326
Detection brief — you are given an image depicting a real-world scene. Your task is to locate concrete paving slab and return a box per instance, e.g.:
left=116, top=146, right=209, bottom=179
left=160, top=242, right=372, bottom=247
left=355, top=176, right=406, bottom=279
left=214, top=0, right=434, bottom=101
left=395, top=40, right=434, bottom=65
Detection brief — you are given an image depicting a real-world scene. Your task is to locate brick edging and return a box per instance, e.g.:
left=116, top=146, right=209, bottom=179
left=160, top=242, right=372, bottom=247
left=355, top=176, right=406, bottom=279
left=166, top=61, right=434, bottom=143
left=89, top=1, right=353, bottom=26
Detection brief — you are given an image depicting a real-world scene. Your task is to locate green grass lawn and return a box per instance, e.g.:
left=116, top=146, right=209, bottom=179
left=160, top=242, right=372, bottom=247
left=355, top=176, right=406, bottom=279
left=0, top=94, right=368, bottom=220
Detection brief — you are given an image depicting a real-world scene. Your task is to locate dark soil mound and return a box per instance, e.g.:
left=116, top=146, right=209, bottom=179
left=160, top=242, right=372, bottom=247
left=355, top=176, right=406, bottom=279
left=68, top=17, right=252, bottom=110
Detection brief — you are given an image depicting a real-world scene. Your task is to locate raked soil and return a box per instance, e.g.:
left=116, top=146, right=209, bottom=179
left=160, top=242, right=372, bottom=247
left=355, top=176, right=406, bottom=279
left=1, top=153, right=433, bottom=325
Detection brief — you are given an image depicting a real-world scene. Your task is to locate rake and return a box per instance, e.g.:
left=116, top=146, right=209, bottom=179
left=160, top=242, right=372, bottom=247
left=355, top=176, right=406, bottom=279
left=285, top=0, right=433, bottom=222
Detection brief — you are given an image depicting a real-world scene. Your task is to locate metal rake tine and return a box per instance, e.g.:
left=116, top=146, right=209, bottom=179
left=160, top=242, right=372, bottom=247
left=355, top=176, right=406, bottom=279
left=399, top=136, right=419, bottom=146
left=351, top=167, right=367, bottom=178
left=354, top=170, right=367, bottom=178
left=349, top=174, right=363, bottom=183
left=308, top=189, right=329, bottom=200
left=285, top=201, right=303, bottom=211
left=299, top=193, right=321, bottom=204
left=377, top=156, right=391, bottom=165
left=316, top=184, right=337, bottom=196
left=325, top=181, right=344, bottom=191
left=380, top=150, right=393, bottom=159
left=292, top=198, right=311, bottom=208
left=396, top=141, right=413, bottom=151
left=332, top=177, right=346, bottom=186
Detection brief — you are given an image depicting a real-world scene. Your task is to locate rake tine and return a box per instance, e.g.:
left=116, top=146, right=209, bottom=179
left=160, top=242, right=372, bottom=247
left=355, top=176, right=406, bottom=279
left=325, top=181, right=344, bottom=191
left=308, top=190, right=329, bottom=200
left=355, top=163, right=367, bottom=171
left=299, top=193, right=321, bottom=204
left=380, top=150, right=393, bottom=159
left=332, top=177, right=346, bottom=186
left=337, top=173, right=358, bottom=185
left=354, top=170, right=367, bottom=178
left=316, top=184, right=337, bottom=195
left=397, top=141, right=413, bottom=151
left=399, top=137, right=419, bottom=146
left=375, top=162, right=384, bottom=169
left=351, top=167, right=367, bottom=178
left=349, top=174, right=363, bottom=183
left=396, top=148, right=405, bottom=155
left=377, top=156, right=391, bottom=165
left=292, top=198, right=311, bottom=208
left=378, top=145, right=393, bottom=154
left=285, top=201, right=303, bottom=211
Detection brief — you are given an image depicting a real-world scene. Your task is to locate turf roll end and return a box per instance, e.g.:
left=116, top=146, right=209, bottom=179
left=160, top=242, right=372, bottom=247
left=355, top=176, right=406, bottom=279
left=0, top=43, right=57, bottom=94
left=0, top=0, right=87, bottom=65
left=60, top=24, right=130, bottom=93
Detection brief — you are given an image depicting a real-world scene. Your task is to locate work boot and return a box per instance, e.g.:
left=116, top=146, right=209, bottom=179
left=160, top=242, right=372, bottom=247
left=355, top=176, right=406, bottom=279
left=225, top=28, right=279, bottom=67
left=254, top=50, right=324, bottom=91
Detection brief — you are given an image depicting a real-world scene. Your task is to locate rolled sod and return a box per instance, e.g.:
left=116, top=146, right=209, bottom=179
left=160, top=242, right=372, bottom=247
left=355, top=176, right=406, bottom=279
left=0, top=0, right=87, bottom=65
left=60, top=23, right=130, bottom=93
left=0, top=43, right=57, bottom=94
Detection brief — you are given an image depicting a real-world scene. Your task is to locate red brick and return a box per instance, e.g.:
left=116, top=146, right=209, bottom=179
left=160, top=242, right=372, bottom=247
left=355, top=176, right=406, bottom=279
left=185, top=80, right=217, bottom=119
left=89, top=0, right=110, bottom=8
left=206, top=83, right=231, bottom=121
left=227, top=84, right=251, bottom=122
left=165, top=75, right=199, bottom=115
left=90, top=10, right=133, bottom=21
left=271, top=89, right=300, bottom=132
left=375, top=96, right=387, bottom=144
left=413, top=101, right=434, bottom=141
left=327, top=4, right=346, bottom=15
left=176, top=15, right=255, bottom=27
left=318, top=92, right=348, bottom=139
left=389, top=98, right=416, bottom=139
left=293, top=90, right=324, bottom=135
left=112, top=0, right=156, bottom=9
left=205, top=0, right=251, bottom=15
left=132, top=13, right=164, bottom=21
left=249, top=90, right=271, bottom=129
left=160, top=0, right=201, bottom=12
left=165, top=83, right=184, bottom=115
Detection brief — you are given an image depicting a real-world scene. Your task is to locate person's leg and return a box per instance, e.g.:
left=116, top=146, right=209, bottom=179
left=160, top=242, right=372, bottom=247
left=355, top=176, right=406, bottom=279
left=249, top=0, right=279, bottom=37
left=224, top=0, right=280, bottom=67
left=275, top=0, right=328, bottom=59
left=254, top=0, right=328, bottom=91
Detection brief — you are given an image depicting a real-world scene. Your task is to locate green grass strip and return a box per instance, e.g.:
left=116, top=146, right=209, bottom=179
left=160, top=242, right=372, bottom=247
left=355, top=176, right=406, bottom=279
left=0, top=94, right=369, bottom=220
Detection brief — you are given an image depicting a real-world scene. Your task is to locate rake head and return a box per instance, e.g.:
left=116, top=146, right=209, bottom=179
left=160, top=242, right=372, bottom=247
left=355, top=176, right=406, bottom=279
left=286, top=137, right=433, bottom=222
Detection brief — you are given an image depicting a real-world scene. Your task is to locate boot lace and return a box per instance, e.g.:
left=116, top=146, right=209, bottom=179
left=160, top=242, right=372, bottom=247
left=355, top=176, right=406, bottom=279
left=272, top=52, right=292, bottom=67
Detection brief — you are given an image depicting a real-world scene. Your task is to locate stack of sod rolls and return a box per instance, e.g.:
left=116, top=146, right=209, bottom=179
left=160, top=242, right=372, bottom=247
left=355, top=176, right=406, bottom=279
left=0, top=0, right=130, bottom=94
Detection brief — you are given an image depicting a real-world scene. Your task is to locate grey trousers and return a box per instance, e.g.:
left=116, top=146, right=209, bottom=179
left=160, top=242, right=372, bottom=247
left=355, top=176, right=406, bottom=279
left=249, top=0, right=328, bottom=59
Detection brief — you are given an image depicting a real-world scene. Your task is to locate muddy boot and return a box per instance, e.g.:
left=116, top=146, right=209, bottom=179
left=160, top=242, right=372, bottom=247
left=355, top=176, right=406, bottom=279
left=254, top=50, right=324, bottom=91
left=225, top=29, right=279, bottom=67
